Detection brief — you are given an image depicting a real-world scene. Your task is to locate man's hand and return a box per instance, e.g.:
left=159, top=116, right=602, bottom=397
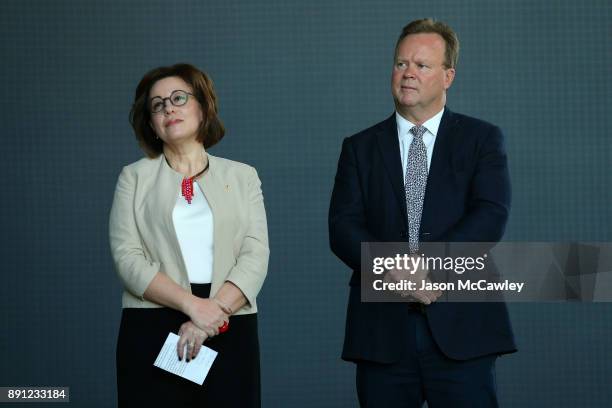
left=384, top=259, right=441, bottom=304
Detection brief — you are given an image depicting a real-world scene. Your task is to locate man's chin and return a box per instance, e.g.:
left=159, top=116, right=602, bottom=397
left=395, top=99, right=418, bottom=111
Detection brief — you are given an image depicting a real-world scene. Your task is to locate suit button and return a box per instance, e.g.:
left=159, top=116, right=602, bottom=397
left=400, top=231, right=408, bottom=238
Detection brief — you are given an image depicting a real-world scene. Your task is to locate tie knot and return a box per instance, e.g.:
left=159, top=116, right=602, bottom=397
left=409, top=125, right=427, bottom=139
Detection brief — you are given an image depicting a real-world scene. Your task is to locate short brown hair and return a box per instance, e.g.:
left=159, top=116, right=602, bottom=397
left=395, top=18, right=459, bottom=69
left=129, top=63, right=225, bottom=158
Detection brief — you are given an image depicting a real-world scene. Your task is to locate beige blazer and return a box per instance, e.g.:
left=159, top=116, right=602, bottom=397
left=109, top=150, right=269, bottom=315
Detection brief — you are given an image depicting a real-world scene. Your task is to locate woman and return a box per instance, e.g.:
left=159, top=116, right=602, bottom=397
left=109, top=63, right=269, bottom=407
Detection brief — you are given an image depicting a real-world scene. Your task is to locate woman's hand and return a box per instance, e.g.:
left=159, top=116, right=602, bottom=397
left=184, top=297, right=228, bottom=338
left=177, top=321, right=209, bottom=361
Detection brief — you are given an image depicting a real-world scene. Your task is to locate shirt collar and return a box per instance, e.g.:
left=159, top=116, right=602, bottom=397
left=396, top=107, right=445, bottom=138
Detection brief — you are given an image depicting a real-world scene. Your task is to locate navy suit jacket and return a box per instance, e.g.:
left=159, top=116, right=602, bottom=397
left=329, top=108, right=517, bottom=362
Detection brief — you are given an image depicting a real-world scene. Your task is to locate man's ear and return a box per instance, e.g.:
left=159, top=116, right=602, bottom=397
left=444, top=68, right=456, bottom=90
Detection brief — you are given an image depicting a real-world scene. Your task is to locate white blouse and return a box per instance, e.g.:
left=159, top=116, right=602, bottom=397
left=172, top=181, right=214, bottom=283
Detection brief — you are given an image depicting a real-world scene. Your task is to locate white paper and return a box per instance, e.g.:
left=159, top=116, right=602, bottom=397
left=153, top=332, right=218, bottom=385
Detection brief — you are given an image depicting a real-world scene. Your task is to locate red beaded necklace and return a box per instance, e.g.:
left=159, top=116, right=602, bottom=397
left=181, top=162, right=208, bottom=204
left=166, top=156, right=209, bottom=204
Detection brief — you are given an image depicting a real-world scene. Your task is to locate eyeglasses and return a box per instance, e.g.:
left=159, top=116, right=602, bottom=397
left=149, top=90, right=195, bottom=113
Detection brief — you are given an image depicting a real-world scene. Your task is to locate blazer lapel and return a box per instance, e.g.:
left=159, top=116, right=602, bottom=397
left=195, top=154, right=226, bottom=291
left=156, top=154, right=183, bottom=221
left=420, top=107, right=460, bottom=238
left=152, top=154, right=193, bottom=281
left=376, top=114, right=409, bottom=228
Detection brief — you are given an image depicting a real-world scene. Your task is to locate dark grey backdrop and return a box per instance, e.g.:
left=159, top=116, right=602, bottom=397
left=1, top=1, right=611, bottom=406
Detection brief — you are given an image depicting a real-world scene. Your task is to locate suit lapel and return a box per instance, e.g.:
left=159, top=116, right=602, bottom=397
left=376, top=114, right=409, bottom=228
left=153, top=154, right=192, bottom=279
left=155, top=154, right=183, bottom=231
left=420, top=108, right=460, bottom=236
left=195, top=154, right=227, bottom=289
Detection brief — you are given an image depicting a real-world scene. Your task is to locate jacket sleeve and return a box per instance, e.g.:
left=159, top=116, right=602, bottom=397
left=329, top=137, right=378, bottom=271
left=225, top=166, right=270, bottom=308
left=109, top=166, right=161, bottom=299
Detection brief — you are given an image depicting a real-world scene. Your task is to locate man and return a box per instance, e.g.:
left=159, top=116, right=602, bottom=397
left=329, top=19, right=516, bottom=407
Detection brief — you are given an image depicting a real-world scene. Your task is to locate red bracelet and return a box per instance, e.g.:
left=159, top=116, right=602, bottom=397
left=218, top=321, right=229, bottom=333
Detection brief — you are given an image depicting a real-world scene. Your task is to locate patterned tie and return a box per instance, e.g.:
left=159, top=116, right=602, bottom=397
left=405, top=125, right=428, bottom=253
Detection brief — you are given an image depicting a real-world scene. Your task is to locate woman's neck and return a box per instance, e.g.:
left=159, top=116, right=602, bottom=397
left=163, top=142, right=207, bottom=178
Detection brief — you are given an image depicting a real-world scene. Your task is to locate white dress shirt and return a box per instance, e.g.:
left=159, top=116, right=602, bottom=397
left=396, top=107, right=445, bottom=181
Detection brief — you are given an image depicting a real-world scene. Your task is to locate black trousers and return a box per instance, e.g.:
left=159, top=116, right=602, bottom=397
left=116, top=284, right=260, bottom=407
left=356, top=309, right=498, bottom=408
